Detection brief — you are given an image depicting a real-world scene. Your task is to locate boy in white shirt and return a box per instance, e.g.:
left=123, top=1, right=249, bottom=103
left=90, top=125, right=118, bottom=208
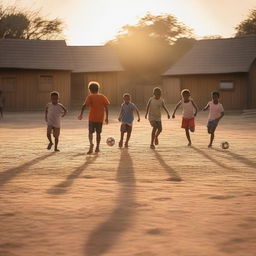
left=172, top=89, right=198, bottom=146
left=45, top=91, right=67, bottom=152
left=203, top=91, right=224, bottom=148
left=145, top=87, right=170, bottom=149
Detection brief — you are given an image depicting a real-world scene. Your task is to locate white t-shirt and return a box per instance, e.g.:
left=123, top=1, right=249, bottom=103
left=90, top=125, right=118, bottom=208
left=148, top=97, right=165, bottom=121
left=181, top=99, right=195, bottom=119
left=207, top=101, right=224, bottom=121
left=46, top=103, right=65, bottom=128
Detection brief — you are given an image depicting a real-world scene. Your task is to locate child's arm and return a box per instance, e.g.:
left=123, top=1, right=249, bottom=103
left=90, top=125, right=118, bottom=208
left=78, top=104, right=86, bottom=120
left=172, top=101, right=181, bottom=118
left=61, top=105, right=67, bottom=117
left=162, top=101, right=170, bottom=119
left=45, top=105, right=48, bottom=122
left=105, top=105, right=109, bottom=124
left=134, top=104, right=140, bottom=122
left=145, top=99, right=152, bottom=119
left=203, top=103, right=209, bottom=111
left=118, top=106, right=123, bottom=122
left=191, top=100, right=198, bottom=117
left=216, top=111, right=224, bottom=122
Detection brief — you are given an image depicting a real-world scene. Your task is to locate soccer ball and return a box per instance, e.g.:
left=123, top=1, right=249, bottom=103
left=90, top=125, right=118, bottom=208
left=221, top=141, right=229, bottom=149
left=106, top=137, right=115, bottom=146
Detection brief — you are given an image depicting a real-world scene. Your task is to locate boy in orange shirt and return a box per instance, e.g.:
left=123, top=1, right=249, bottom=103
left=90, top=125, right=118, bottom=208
left=78, top=82, right=110, bottom=154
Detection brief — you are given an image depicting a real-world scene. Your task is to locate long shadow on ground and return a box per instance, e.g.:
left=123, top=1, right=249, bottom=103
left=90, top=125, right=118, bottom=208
left=47, top=155, right=98, bottom=195
left=154, top=150, right=182, bottom=182
left=0, top=153, right=54, bottom=187
left=84, top=150, right=136, bottom=256
left=212, top=148, right=256, bottom=169
left=191, top=146, right=235, bottom=170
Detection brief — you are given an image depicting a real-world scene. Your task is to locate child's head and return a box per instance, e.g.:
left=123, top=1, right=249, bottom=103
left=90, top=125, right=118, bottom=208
left=50, top=91, right=59, bottom=104
left=212, top=91, right=220, bottom=102
left=181, top=89, right=191, bottom=100
left=88, top=81, right=100, bottom=94
left=123, top=93, right=131, bottom=103
left=153, top=87, right=162, bottom=99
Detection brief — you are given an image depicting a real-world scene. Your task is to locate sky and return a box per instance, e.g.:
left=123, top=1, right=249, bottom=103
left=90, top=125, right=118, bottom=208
left=3, top=0, right=256, bottom=45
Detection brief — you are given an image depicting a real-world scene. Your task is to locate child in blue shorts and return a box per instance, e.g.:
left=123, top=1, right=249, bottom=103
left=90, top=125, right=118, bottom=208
left=118, top=93, right=140, bottom=148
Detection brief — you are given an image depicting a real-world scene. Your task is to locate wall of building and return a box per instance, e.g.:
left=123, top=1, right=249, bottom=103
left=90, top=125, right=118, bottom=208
left=248, top=59, right=256, bottom=109
left=163, top=73, right=248, bottom=109
left=0, top=69, right=71, bottom=111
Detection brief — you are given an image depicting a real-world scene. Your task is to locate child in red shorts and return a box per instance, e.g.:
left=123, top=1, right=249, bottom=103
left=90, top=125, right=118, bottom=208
left=172, top=89, right=198, bottom=146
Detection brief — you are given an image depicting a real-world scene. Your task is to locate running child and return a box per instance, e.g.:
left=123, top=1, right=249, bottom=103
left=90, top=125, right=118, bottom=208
left=172, top=89, right=198, bottom=146
left=203, top=91, right=224, bottom=147
left=118, top=93, right=140, bottom=148
left=145, top=87, right=170, bottom=149
left=78, top=81, right=110, bottom=154
left=0, top=90, right=5, bottom=119
left=45, top=91, right=67, bottom=152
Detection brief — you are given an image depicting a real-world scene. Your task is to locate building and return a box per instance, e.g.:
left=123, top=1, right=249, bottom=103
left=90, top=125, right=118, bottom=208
left=0, top=40, right=125, bottom=110
left=0, top=39, right=73, bottom=110
left=69, top=46, right=125, bottom=107
left=162, top=35, right=256, bottom=109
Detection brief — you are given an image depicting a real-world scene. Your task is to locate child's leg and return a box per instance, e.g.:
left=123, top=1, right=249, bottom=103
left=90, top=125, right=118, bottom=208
left=125, top=130, right=132, bottom=147
left=185, top=128, right=191, bottom=146
left=95, top=123, right=103, bottom=152
left=87, top=132, right=94, bottom=154
left=151, top=127, right=157, bottom=148
left=154, top=122, right=162, bottom=145
left=208, top=131, right=215, bottom=147
left=119, top=131, right=125, bottom=148
left=47, top=126, right=53, bottom=149
left=53, top=128, right=60, bottom=151
left=95, top=132, right=101, bottom=152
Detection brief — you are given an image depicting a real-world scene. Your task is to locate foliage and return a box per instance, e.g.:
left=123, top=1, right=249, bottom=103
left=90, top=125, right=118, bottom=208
left=235, top=9, right=256, bottom=36
left=0, top=4, right=64, bottom=39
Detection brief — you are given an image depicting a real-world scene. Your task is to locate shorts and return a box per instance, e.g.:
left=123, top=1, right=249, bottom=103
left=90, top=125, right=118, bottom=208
left=150, top=120, right=162, bottom=132
left=89, top=121, right=103, bottom=134
left=120, top=123, right=132, bottom=133
left=181, top=117, right=195, bottom=129
left=207, top=120, right=218, bottom=130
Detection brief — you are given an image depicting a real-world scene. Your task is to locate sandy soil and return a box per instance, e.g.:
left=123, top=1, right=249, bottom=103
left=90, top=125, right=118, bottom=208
left=0, top=109, right=256, bottom=256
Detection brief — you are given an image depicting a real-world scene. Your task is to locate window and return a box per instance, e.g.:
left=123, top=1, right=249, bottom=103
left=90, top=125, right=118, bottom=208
left=219, top=81, right=234, bottom=90
left=1, top=77, right=16, bottom=92
left=39, top=75, right=53, bottom=92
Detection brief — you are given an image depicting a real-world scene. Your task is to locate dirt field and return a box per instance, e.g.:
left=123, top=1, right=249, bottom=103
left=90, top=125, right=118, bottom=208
left=0, top=109, right=256, bottom=256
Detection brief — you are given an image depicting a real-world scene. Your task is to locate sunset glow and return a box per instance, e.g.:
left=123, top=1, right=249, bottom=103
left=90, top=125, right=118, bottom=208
left=3, top=0, right=256, bottom=45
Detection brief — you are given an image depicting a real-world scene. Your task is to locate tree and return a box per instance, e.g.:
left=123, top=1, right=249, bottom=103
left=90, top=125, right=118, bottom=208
left=235, top=9, right=256, bottom=36
left=0, top=4, right=64, bottom=39
left=108, top=13, right=194, bottom=78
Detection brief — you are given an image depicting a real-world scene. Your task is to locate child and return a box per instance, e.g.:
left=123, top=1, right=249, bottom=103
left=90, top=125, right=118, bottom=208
left=203, top=91, right=224, bottom=147
left=45, top=91, right=67, bottom=152
left=172, top=89, right=198, bottom=146
left=78, top=81, right=110, bottom=154
left=145, top=87, right=170, bottom=149
left=118, top=93, right=140, bottom=148
left=0, top=90, right=5, bottom=119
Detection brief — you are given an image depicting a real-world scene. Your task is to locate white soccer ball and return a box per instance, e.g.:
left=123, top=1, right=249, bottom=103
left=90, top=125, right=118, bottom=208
left=106, top=137, right=115, bottom=146
left=221, top=141, right=229, bottom=149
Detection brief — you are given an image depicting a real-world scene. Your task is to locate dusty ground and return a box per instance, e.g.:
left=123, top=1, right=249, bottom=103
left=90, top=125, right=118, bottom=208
left=0, top=109, right=256, bottom=256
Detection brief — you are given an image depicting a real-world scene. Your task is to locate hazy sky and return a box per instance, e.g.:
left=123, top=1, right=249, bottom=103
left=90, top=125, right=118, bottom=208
left=3, top=0, right=256, bottom=45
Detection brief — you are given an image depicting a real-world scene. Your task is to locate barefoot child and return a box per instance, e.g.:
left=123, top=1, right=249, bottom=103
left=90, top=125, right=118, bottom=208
left=203, top=91, right=224, bottom=147
left=78, top=81, right=110, bottom=154
left=45, top=91, right=67, bottom=152
left=145, top=87, right=170, bottom=149
left=172, top=89, right=198, bottom=146
left=118, top=93, right=140, bottom=148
